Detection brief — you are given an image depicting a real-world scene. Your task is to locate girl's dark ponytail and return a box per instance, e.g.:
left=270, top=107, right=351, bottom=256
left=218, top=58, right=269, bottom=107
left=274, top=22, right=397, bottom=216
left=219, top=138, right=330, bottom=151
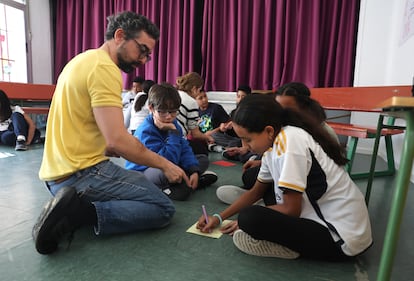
left=134, top=80, right=156, bottom=112
left=134, top=94, right=148, bottom=112
left=234, top=95, right=348, bottom=166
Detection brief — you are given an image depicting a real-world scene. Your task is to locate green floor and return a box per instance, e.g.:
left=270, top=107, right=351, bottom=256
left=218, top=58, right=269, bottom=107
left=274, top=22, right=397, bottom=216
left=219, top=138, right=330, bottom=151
left=1, top=143, right=413, bottom=281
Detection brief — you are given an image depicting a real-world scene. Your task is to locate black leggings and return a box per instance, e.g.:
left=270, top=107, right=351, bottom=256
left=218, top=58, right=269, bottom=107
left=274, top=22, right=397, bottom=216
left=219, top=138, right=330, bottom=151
left=238, top=205, right=349, bottom=261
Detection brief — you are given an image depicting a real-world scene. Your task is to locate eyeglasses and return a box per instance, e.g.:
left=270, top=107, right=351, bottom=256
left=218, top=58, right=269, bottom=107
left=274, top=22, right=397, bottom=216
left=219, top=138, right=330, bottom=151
left=132, top=39, right=151, bottom=62
left=156, top=109, right=179, bottom=117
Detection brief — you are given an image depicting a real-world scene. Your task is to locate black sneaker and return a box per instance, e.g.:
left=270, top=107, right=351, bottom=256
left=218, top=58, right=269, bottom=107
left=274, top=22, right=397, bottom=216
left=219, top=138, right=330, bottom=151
left=32, top=186, right=81, bottom=254
left=163, top=182, right=193, bottom=201
left=32, top=136, right=45, bottom=145
left=222, top=150, right=239, bottom=161
left=198, top=171, right=218, bottom=188
left=15, top=140, right=27, bottom=151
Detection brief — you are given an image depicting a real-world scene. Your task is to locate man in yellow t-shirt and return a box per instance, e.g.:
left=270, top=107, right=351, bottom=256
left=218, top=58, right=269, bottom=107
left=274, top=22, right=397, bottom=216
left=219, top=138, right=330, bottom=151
left=32, top=11, right=190, bottom=255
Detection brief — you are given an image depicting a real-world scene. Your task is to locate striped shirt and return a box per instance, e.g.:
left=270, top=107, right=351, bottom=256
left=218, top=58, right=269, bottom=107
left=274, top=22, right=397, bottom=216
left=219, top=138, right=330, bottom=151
left=176, top=90, right=200, bottom=136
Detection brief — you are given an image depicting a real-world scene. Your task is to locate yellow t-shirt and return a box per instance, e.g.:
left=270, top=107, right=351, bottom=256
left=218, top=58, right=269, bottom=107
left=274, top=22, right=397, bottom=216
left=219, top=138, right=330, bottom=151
left=39, top=49, right=122, bottom=181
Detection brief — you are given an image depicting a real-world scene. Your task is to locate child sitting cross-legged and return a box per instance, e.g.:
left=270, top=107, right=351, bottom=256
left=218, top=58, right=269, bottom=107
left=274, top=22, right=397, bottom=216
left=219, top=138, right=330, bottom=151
left=195, top=89, right=233, bottom=152
left=197, top=94, right=372, bottom=261
left=125, top=83, right=217, bottom=201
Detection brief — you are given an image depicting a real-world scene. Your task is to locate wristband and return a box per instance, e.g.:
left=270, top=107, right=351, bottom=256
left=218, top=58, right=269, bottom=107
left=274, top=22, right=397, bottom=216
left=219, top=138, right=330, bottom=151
left=213, top=213, right=223, bottom=225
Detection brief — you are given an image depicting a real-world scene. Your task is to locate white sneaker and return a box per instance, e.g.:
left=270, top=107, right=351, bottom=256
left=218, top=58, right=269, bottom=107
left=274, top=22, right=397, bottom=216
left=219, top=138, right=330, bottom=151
left=233, top=230, right=300, bottom=259
left=208, top=143, right=225, bottom=152
left=216, top=185, right=247, bottom=204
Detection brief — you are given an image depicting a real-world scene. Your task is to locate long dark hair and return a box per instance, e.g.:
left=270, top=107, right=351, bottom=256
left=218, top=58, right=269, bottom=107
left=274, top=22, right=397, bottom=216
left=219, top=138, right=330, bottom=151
left=233, top=95, right=348, bottom=166
left=0, top=90, right=12, bottom=122
left=134, top=80, right=156, bottom=112
left=276, top=82, right=326, bottom=123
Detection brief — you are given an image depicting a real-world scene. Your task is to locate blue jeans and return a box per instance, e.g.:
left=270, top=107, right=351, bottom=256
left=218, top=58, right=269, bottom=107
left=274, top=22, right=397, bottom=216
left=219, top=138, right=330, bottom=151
left=46, top=160, right=175, bottom=235
left=0, top=112, right=40, bottom=146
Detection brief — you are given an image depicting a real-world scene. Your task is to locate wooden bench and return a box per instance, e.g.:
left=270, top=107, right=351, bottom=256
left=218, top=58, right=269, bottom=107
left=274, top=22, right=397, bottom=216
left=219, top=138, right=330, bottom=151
left=0, top=81, right=55, bottom=115
left=310, top=85, right=411, bottom=203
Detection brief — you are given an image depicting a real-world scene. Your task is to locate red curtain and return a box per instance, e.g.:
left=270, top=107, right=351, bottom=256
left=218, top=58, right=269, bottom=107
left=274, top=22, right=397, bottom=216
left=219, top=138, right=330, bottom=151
left=53, top=0, right=360, bottom=90
left=201, top=0, right=360, bottom=90
left=54, top=0, right=199, bottom=88
left=54, top=0, right=114, bottom=81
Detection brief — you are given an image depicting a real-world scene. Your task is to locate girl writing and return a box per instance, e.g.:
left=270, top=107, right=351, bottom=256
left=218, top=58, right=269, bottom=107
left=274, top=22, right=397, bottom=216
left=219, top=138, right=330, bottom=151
left=197, top=94, right=372, bottom=261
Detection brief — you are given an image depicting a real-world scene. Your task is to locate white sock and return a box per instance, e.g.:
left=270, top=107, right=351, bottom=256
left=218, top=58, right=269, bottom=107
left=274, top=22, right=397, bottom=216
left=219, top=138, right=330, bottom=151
left=17, top=135, right=26, bottom=141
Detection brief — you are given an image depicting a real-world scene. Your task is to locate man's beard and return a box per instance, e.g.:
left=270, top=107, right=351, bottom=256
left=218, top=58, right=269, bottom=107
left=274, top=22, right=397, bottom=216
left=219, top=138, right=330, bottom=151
left=118, top=60, right=134, bottom=73
left=117, top=51, right=141, bottom=73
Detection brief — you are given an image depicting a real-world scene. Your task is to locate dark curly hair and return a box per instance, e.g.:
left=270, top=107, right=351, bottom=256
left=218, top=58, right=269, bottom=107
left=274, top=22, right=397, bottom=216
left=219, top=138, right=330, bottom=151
left=105, top=11, right=160, bottom=41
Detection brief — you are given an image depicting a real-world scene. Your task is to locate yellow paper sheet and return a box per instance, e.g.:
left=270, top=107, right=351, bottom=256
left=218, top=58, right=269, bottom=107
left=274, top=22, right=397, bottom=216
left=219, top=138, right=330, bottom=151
left=186, top=220, right=232, bottom=239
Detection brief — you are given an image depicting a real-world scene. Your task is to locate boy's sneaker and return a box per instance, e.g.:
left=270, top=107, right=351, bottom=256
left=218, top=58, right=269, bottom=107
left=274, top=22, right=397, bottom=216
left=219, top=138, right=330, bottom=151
left=163, top=182, right=193, bottom=201
left=216, top=185, right=247, bottom=204
left=208, top=144, right=225, bottom=153
left=15, top=140, right=27, bottom=151
left=222, top=150, right=239, bottom=161
left=32, top=186, right=81, bottom=255
left=233, top=230, right=300, bottom=259
left=32, top=136, right=45, bottom=145
left=198, top=171, right=218, bottom=188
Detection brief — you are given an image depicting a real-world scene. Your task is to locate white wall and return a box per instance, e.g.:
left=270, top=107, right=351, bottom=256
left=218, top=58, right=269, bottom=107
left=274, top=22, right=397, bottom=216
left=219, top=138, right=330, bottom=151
left=207, top=91, right=237, bottom=114
left=27, top=0, right=53, bottom=84
left=354, top=0, right=414, bottom=181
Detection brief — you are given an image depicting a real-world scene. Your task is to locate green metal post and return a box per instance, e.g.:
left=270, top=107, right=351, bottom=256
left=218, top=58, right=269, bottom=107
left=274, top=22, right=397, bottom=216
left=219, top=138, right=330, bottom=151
left=377, top=110, right=414, bottom=281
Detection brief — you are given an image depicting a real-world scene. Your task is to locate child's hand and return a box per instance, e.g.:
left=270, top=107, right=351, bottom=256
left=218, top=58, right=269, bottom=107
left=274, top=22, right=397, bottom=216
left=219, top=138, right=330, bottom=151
left=206, top=134, right=215, bottom=144
left=224, top=147, right=240, bottom=156
left=220, top=220, right=239, bottom=235
left=224, top=121, right=233, bottom=131
left=238, top=146, right=249, bottom=155
left=153, top=118, right=176, bottom=131
left=189, top=172, right=199, bottom=189
left=243, top=159, right=262, bottom=171
left=196, top=214, right=220, bottom=233
left=219, top=123, right=227, bottom=132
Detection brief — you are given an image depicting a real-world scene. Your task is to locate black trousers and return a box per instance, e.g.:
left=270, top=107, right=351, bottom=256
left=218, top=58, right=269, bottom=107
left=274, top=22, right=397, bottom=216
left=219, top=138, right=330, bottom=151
left=238, top=205, right=349, bottom=261
left=242, top=165, right=260, bottom=190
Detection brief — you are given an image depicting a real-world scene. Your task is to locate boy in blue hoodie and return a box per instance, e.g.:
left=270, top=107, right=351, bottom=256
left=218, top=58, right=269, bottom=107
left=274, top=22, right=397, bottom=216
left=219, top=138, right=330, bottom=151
left=126, top=83, right=216, bottom=200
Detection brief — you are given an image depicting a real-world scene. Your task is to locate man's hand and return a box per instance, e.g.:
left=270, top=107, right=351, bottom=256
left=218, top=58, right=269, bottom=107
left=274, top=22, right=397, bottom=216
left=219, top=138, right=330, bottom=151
left=162, top=162, right=191, bottom=186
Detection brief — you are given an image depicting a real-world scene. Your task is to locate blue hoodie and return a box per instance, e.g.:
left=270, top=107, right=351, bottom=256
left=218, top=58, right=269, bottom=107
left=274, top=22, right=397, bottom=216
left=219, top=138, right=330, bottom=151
left=125, top=114, right=200, bottom=174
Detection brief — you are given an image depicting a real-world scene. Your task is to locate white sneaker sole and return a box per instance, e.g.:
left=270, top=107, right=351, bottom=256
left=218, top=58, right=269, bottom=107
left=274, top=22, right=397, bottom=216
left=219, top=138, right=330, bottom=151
left=216, top=185, right=247, bottom=205
left=233, top=230, right=300, bottom=259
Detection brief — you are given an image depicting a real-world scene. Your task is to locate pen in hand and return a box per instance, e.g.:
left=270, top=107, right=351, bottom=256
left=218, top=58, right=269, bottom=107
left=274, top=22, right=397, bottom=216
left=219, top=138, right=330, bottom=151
left=202, top=204, right=209, bottom=224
